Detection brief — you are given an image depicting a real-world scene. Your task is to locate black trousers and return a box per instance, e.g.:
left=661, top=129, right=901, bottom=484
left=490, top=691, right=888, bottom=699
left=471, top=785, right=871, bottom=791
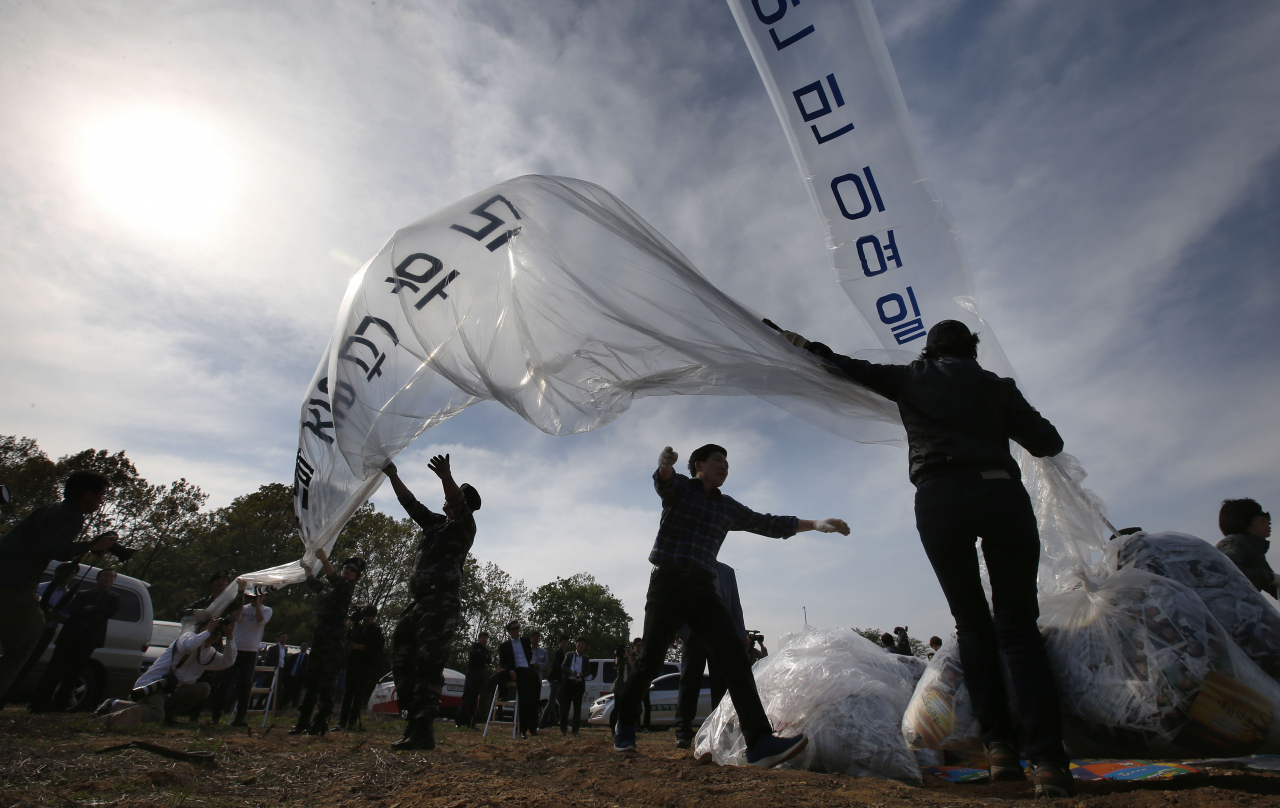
left=30, top=637, right=96, bottom=712
left=227, top=649, right=258, bottom=721
left=676, top=631, right=730, bottom=738
left=615, top=566, right=772, bottom=748
left=338, top=662, right=376, bottom=727
left=539, top=679, right=561, bottom=727
left=487, top=668, right=540, bottom=733
left=915, top=471, right=1067, bottom=766
left=559, top=679, right=585, bottom=732
left=456, top=669, right=486, bottom=726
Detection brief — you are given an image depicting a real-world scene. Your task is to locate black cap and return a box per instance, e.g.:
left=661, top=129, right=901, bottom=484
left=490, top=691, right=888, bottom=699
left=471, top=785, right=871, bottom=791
left=342, top=557, right=367, bottom=575
left=460, top=483, right=481, bottom=512
left=924, top=320, right=979, bottom=359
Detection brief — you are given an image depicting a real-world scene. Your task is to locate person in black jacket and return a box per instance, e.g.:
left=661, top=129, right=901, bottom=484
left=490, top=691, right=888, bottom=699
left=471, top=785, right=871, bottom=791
left=539, top=635, right=569, bottom=729
left=0, top=471, right=118, bottom=698
left=335, top=605, right=384, bottom=731
left=290, top=547, right=363, bottom=736
left=455, top=632, right=490, bottom=728
left=488, top=620, right=540, bottom=737
left=558, top=637, right=589, bottom=735
left=780, top=319, right=1072, bottom=798
left=29, top=567, right=119, bottom=712
left=1216, top=499, right=1274, bottom=596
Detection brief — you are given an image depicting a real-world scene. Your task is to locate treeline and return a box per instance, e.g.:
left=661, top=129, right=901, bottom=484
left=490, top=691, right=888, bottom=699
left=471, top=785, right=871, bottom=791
left=0, top=435, right=631, bottom=673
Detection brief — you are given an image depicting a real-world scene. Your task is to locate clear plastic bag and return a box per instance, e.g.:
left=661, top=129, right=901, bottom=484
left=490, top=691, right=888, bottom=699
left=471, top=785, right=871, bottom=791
left=693, top=627, right=922, bottom=780
left=1041, top=567, right=1280, bottom=757
left=1107, top=531, right=1280, bottom=678
left=901, top=633, right=983, bottom=752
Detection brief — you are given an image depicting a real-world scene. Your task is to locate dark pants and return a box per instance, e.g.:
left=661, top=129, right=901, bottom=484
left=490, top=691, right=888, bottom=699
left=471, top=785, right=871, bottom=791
left=540, top=679, right=561, bottom=728
left=338, top=661, right=377, bottom=727
left=676, top=632, right=730, bottom=739
left=227, top=649, right=258, bottom=722
left=30, top=637, right=97, bottom=712
left=391, top=596, right=458, bottom=721
left=282, top=674, right=304, bottom=708
left=297, top=625, right=346, bottom=728
left=615, top=566, right=772, bottom=748
left=2, top=625, right=55, bottom=706
left=456, top=669, right=486, bottom=726
left=487, top=668, right=540, bottom=733
left=915, top=471, right=1067, bottom=766
left=559, top=679, right=585, bottom=732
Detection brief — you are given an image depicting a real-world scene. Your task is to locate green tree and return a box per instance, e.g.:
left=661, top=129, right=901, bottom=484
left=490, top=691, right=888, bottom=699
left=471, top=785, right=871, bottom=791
left=0, top=435, right=61, bottom=534
left=449, top=556, right=530, bottom=670
left=528, top=573, right=631, bottom=661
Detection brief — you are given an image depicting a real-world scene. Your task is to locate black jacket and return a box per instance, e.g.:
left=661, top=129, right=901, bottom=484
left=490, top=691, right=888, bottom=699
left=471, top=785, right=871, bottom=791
left=264, top=642, right=289, bottom=668
left=1217, top=533, right=1277, bottom=598
left=807, top=346, right=1063, bottom=484
left=466, top=642, right=492, bottom=673
left=547, top=647, right=567, bottom=684
left=57, top=587, right=120, bottom=648
left=284, top=651, right=309, bottom=678
left=497, top=637, right=534, bottom=673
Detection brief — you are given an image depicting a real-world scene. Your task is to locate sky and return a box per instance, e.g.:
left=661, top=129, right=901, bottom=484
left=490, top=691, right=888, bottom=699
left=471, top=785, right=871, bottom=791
left=2, top=0, right=1278, bottom=650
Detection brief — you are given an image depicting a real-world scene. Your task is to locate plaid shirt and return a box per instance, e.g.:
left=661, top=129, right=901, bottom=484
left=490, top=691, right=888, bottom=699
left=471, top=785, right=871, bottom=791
left=648, top=471, right=798, bottom=574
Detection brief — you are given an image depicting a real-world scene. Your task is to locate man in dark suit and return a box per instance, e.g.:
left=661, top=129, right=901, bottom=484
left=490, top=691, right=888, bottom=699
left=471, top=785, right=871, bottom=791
left=488, top=620, right=539, bottom=736
left=456, top=632, right=490, bottom=728
left=539, top=635, right=569, bottom=729
left=29, top=567, right=119, bottom=713
left=281, top=642, right=309, bottom=708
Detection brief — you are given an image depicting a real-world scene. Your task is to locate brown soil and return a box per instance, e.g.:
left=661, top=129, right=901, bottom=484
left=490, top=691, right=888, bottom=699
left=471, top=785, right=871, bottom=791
left=4, top=709, right=1280, bottom=808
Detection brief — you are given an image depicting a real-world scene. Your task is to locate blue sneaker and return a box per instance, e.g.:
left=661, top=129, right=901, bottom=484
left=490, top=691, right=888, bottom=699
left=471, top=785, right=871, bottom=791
left=745, top=732, right=807, bottom=767
left=613, top=722, right=637, bottom=753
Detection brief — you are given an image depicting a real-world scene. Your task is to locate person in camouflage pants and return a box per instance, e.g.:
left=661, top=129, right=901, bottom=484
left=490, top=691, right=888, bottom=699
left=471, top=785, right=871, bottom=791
left=383, top=453, right=479, bottom=751
left=289, top=546, right=363, bottom=736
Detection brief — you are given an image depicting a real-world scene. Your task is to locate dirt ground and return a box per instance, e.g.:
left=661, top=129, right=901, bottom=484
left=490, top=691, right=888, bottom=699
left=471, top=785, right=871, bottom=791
left=4, top=709, right=1280, bottom=808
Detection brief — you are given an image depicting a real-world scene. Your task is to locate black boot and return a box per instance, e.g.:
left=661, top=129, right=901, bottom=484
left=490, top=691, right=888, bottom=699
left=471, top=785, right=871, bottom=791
left=290, top=700, right=315, bottom=735
left=305, top=710, right=331, bottom=735
left=395, top=716, right=419, bottom=744
left=391, top=717, right=435, bottom=751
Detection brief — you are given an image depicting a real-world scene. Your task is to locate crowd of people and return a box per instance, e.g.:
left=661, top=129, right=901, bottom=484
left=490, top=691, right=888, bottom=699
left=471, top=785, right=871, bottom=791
left=1, top=321, right=1276, bottom=800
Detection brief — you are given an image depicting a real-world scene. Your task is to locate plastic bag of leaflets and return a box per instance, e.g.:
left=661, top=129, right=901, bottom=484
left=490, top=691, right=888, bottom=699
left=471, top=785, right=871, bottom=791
left=1041, top=566, right=1280, bottom=757
left=1105, top=531, right=1280, bottom=679
left=693, top=627, right=926, bottom=780
left=901, top=633, right=984, bottom=753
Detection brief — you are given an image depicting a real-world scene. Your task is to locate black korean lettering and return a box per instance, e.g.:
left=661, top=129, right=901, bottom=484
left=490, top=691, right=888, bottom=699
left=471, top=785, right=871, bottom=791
left=294, top=451, right=314, bottom=510
left=751, top=0, right=813, bottom=50
left=303, top=397, right=334, bottom=444
left=386, top=253, right=444, bottom=293
left=450, top=194, right=522, bottom=251
left=752, top=0, right=789, bottom=24
left=831, top=166, right=886, bottom=220
left=856, top=230, right=901, bottom=277
left=339, top=316, right=400, bottom=382
left=793, top=75, right=853, bottom=144
left=413, top=270, right=461, bottom=310
left=877, top=286, right=925, bottom=344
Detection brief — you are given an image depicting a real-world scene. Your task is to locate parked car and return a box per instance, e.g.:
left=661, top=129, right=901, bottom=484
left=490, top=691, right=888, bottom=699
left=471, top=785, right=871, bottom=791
left=538, top=658, right=679, bottom=727
left=588, top=671, right=713, bottom=728
left=367, top=667, right=465, bottom=719
left=12, top=562, right=155, bottom=711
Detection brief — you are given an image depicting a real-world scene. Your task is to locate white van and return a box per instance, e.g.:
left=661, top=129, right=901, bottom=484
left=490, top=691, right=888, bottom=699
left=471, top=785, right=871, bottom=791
left=13, top=562, right=155, bottom=710
left=551, top=658, right=680, bottom=720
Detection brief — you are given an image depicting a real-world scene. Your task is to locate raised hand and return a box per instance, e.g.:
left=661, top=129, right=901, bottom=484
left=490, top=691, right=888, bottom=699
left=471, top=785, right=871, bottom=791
left=658, top=446, right=678, bottom=471
left=428, top=454, right=452, bottom=479
left=813, top=518, right=851, bottom=536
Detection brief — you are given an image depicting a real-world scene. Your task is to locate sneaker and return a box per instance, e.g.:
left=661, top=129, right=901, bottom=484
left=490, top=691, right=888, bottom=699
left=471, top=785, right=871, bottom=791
left=675, top=737, right=692, bottom=750
left=1030, top=761, right=1075, bottom=799
left=745, top=732, right=808, bottom=768
left=613, top=722, right=637, bottom=753
left=985, top=742, right=1026, bottom=782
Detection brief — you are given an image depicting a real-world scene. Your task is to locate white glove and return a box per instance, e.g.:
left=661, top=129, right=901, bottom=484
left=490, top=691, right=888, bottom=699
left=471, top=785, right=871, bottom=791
left=781, top=330, right=809, bottom=349
left=813, top=518, right=850, bottom=535
left=658, top=446, right=678, bottom=471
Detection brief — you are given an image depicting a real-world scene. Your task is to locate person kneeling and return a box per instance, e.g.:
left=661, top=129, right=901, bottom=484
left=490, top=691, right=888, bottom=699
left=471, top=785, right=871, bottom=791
left=96, top=616, right=237, bottom=727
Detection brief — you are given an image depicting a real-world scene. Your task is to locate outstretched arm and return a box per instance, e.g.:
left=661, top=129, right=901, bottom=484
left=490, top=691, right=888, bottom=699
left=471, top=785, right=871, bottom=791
left=656, top=446, right=677, bottom=482
left=428, top=454, right=462, bottom=503
left=796, top=518, right=851, bottom=535
left=315, top=546, right=337, bottom=578
left=382, top=462, right=414, bottom=501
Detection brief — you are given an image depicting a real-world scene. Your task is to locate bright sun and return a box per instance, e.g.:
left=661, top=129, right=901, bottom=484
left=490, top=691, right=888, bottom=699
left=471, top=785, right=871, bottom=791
left=80, top=109, right=232, bottom=235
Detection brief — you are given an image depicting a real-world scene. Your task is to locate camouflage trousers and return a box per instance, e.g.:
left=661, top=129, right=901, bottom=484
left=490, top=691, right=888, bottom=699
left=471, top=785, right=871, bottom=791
left=391, top=595, right=459, bottom=721
left=299, top=623, right=347, bottom=721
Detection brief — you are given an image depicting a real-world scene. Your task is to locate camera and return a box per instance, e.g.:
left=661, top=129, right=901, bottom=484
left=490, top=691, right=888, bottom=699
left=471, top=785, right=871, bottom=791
left=131, top=671, right=178, bottom=700
left=106, top=541, right=136, bottom=562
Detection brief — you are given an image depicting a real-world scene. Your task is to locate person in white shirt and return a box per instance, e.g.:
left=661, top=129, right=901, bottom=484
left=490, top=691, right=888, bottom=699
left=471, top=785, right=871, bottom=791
left=96, top=617, right=237, bottom=727
left=558, top=637, right=589, bottom=735
left=220, top=590, right=272, bottom=726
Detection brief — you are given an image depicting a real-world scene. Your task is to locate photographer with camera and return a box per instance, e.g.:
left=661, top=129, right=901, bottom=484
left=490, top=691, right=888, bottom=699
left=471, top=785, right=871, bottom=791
left=0, top=471, right=124, bottom=698
left=95, top=615, right=238, bottom=727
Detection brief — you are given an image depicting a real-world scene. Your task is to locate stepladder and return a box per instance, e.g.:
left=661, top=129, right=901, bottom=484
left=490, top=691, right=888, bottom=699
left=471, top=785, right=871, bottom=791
left=237, top=665, right=280, bottom=728
left=482, top=683, right=519, bottom=739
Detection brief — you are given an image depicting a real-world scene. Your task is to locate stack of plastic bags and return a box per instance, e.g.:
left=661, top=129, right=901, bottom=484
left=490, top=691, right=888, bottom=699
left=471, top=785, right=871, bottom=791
left=695, top=628, right=924, bottom=780
left=1041, top=566, right=1280, bottom=757
left=901, top=634, right=982, bottom=753
left=1107, top=531, right=1280, bottom=678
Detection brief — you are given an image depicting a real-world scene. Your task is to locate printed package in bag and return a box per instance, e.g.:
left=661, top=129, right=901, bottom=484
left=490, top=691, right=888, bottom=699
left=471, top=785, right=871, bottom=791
left=1107, top=531, right=1280, bottom=678
left=901, top=634, right=983, bottom=752
left=1041, top=567, right=1280, bottom=758
left=693, top=628, right=922, bottom=780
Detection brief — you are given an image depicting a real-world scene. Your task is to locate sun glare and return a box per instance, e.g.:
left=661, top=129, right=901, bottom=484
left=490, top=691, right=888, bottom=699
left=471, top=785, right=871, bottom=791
left=80, top=109, right=232, bottom=235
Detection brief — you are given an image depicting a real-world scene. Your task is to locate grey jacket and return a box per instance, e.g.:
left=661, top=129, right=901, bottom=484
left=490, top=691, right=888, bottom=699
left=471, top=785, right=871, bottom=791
left=1217, top=533, right=1276, bottom=597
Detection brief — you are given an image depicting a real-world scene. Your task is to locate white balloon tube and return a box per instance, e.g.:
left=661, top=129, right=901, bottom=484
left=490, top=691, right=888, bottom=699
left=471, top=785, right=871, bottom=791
left=726, top=0, right=1112, bottom=588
